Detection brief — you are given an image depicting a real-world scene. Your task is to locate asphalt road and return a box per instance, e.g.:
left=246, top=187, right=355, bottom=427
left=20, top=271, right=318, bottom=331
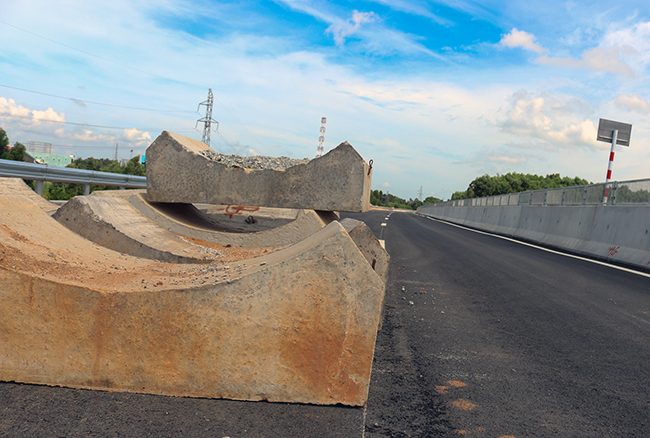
left=2, top=210, right=650, bottom=437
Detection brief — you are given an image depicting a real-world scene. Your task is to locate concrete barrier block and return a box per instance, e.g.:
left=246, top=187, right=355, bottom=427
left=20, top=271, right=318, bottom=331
left=340, top=218, right=389, bottom=284
left=0, top=177, right=60, bottom=215
left=57, top=191, right=338, bottom=250
left=53, top=195, right=222, bottom=264
left=146, top=131, right=372, bottom=212
left=0, top=195, right=386, bottom=406
left=340, top=218, right=389, bottom=330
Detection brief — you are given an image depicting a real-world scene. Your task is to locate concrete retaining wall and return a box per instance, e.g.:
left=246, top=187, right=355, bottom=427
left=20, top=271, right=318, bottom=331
left=418, top=203, right=650, bottom=270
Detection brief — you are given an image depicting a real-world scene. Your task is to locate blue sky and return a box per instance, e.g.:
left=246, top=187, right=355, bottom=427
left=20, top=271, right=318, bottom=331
left=2, top=0, right=650, bottom=200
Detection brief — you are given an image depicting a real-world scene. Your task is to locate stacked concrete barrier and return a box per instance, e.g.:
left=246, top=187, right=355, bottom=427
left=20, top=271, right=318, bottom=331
left=1, top=132, right=388, bottom=407
left=418, top=203, right=650, bottom=270
left=146, top=131, right=372, bottom=212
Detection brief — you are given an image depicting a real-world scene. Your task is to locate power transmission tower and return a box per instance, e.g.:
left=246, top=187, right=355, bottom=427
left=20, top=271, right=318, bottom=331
left=316, top=117, right=326, bottom=157
left=418, top=186, right=424, bottom=200
left=196, top=89, right=219, bottom=147
left=114, top=142, right=118, bottom=161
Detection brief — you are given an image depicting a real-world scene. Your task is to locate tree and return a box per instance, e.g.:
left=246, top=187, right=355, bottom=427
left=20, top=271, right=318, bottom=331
left=423, top=196, right=443, bottom=204
left=0, top=126, right=26, bottom=161
left=0, top=128, right=8, bottom=156
left=452, top=172, right=591, bottom=200
left=44, top=155, right=146, bottom=200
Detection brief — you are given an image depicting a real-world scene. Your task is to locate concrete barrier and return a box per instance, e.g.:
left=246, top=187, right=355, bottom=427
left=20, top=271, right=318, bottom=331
left=0, top=192, right=385, bottom=406
left=146, top=131, right=372, bottom=212
left=53, top=195, right=222, bottom=264
left=78, top=190, right=338, bottom=250
left=418, top=203, right=650, bottom=270
left=128, top=194, right=338, bottom=247
left=340, top=218, right=389, bottom=284
left=0, top=177, right=60, bottom=215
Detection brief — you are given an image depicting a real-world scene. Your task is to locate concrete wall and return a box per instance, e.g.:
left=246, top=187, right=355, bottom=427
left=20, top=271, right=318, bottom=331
left=418, top=203, right=650, bottom=270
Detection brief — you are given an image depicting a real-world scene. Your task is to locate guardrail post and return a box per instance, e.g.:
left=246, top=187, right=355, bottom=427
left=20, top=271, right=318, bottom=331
left=543, top=189, right=548, bottom=206
left=83, top=184, right=90, bottom=196
left=35, top=180, right=44, bottom=196
left=561, top=187, right=566, bottom=206
left=583, top=186, right=588, bottom=205
left=611, top=182, right=618, bottom=205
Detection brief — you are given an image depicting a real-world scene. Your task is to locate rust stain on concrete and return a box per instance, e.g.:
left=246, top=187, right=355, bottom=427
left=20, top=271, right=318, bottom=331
left=224, top=205, right=260, bottom=219
left=451, top=399, right=478, bottom=411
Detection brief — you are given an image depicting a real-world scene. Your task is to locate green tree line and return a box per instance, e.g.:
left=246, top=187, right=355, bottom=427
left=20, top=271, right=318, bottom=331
left=1, top=126, right=145, bottom=200
left=451, top=172, right=591, bottom=200
left=0, top=127, right=26, bottom=161
left=370, top=189, right=442, bottom=210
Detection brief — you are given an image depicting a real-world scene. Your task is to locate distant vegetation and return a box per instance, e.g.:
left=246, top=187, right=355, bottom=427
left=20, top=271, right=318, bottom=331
left=0, top=127, right=26, bottom=161
left=451, top=172, right=591, bottom=200
left=44, top=156, right=145, bottom=200
left=371, top=190, right=442, bottom=210
left=1, top=126, right=145, bottom=200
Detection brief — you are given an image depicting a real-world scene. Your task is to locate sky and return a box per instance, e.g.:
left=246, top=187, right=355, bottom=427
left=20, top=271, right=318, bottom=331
left=1, top=0, right=650, bottom=200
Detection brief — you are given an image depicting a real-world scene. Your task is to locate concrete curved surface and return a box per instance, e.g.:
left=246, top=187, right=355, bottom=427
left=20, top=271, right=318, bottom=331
left=53, top=192, right=338, bottom=261
left=53, top=195, right=225, bottom=264
left=0, top=192, right=385, bottom=406
left=0, top=177, right=60, bottom=215
left=125, top=192, right=337, bottom=247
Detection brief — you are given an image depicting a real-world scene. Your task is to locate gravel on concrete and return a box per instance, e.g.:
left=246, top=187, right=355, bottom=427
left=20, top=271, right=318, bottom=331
left=198, top=151, right=311, bottom=170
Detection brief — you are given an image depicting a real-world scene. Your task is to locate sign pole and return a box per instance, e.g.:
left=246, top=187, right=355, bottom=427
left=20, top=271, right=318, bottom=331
left=596, top=118, right=632, bottom=205
left=602, top=129, right=618, bottom=204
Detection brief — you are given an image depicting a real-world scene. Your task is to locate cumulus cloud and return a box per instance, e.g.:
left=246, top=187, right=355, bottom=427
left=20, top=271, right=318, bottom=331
left=0, top=97, right=67, bottom=134
left=538, top=47, right=635, bottom=77
left=327, top=10, right=378, bottom=45
left=121, top=127, right=152, bottom=146
left=488, top=155, right=527, bottom=164
left=602, top=21, right=650, bottom=72
left=500, top=90, right=599, bottom=148
left=499, top=28, right=546, bottom=53
left=615, top=94, right=650, bottom=114
left=0, top=98, right=152, bottom=154
left=382, top=182, right=391, bottom=188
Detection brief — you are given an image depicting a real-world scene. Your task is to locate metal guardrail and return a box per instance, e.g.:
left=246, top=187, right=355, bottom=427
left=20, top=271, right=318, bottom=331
left=0, top=158, right=146, bottom=195
left=425, top=178, right=650, bottom=208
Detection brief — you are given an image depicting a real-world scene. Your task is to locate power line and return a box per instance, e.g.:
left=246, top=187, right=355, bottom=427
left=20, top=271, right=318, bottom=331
left=0, top=19, right=166, bottom=81
left=0, top=83, right=196, bottom=113
left=0, top=112, right=194, bottom=132
left=211, top=94, right=267, bottom=151
left=0, top=19, right=269, bottom=151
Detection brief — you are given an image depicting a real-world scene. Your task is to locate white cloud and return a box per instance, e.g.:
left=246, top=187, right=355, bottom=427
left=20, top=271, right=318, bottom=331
left=615, top=94, right=650, bottom=114
left=500, top=90, right=600, bottom=148
left=0, top=97, right=67, bottom=134
left=326, top=10, right=378, bottom=45
left=121, top=127, right=152, bottom=146
left=601, top=21, right=650, bottom=73
left=365, top=0, right=451, bottom=26
left=489, top=155, right=527, bottom=164
left=0, top=97, right=153, bottom=155
left=382, top=182, right=391, bottom=188
left=536, top=20, right=650, bottom=78
left=499, top=28, right=546, bottom=53
left=538, top=47, right=635, bottom=77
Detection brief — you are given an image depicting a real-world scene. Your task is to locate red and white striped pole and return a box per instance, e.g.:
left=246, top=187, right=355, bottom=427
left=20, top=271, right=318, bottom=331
left=602, top=129, right=618, bottom=204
